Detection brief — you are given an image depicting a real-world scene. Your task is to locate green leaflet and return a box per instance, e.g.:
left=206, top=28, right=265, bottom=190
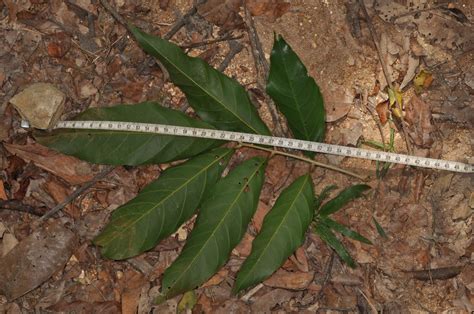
left=94, top=148, right=234, bottom=260
left=161, top=157, right=267, bottom=299
left=319, top=184, right=370, bottom=217
left=233, top=174, right=314, bottom=293
left=320, top=217, right=372, bottom=245
left=36, top=102, right=220, bottom=165
left=314, top=223, right=356, bottom=268
left=130, top=27, right=270, bottom=136
left=267, top=34, right=325, bottom=157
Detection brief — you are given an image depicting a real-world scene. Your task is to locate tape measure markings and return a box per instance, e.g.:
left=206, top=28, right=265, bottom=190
left=54, top=120, right=473, bottom=173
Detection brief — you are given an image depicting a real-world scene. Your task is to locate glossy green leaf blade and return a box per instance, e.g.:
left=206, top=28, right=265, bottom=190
left=319, top=184, right=370, bottom=217
left=131, top=26, right=270, bottom=136
left=161, top=157, right=267, bottom=299
left=267, top=34, right=325, bottom=157
left=36, top=102, right=220, bottom=165
left=321, top=217, right=372, bottom=245
left=314, top=223, right=356, bottom=268
left=233, top=174, right=314, bottom=294
left=94, top=148, right=234, bottom=260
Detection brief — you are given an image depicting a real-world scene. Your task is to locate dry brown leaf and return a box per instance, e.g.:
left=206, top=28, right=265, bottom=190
left=264, top=269, right=314, bottom=290
left=233, top=232, right=254, bottom=257
left=121, top=270, right=147, bottom=314
left=196, top=293, right=213, bottom=313
left=246, top=0, right=291, bottom=21
left=252, top=201, right=271, bottom=232
left=250, top=288, right=293, bottom=313
left=0, top=221, right=77, bottom=300
left=376, top=101, right=389, bottom=125
left=45, top=179, right=79, bottom=218
left=48, top=301, right=120, bottom=313
left=4, top=143, right=95, bottom=185
left=0, top=180, right=7, bottom=200
left=202, top=269, right=228, bottom=288
left=197, top=0, right=244, bottom=32
left=45, top=32, right=71, bottom=58
left=289, top=247, right=309, bottom=273
left=404, top=95, right=435, bottom=148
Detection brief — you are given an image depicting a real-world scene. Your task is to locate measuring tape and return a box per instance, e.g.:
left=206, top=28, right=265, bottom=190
left=38, top=120, right=472, bottom=174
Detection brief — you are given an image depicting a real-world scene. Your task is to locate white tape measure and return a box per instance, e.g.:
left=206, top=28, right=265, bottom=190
left=41, top=120, right=473, bottom=174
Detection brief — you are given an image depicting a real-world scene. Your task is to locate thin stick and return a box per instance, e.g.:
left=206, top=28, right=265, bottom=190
left=99, top=0, right=130, bottom=31
left=363, top=89, right=386, bottom=149
left=181, top=34, right=243, bottom=49
left=164, top=0, right=207, bottom=40
left=218, top=40, right=243, bottom=72
left=243, top=6, right=285, bottom=137
left=39, top=166, right=115, bottom=221
left=391, top=4, right=445, bottom=22
left=358, top=0, right=413, bottom=154
left=240, top=143, right=367, bottom=180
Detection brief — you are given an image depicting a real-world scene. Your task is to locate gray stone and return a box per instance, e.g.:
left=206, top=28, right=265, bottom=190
left=9, top=83, right=65, bottom=129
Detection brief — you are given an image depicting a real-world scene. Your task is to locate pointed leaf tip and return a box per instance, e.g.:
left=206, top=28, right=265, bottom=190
left=131, top=27, right=271, bottom=135
left=267, top=35, right=326, bottom=157
left=233, top=174, right=314, bottom=293
left=161, top=157, right=267, bottom=299
left=319, top=184, right=370, bottom=217
left=94, top=148, right=234, bottom=260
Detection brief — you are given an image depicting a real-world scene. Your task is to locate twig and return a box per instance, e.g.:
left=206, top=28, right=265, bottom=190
left=243, top=6, right=285, bottom=137
left=241, top=283, right=264, bottom=302
left=239, top=143, right=367, bottom=180
left=181, top=34, right=243, bottom=49
left=362, top=89, right=386, bottom=149
left=314, top=252, right=335, bottom=303
left=39, top=166, right=115, bottom=221
left=0, top=200, right=44, bottom=216
left=99, top=0, right=130, bottom=31
left=358, top=0, right=413, bottom=155
left=218, top=40, right=243, bottom=72
left=390, top=4, right=446, bottom=22
left=164, top=0, right=207, bottom=40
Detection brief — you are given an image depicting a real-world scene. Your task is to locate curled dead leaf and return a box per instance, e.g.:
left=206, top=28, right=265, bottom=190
left=4, top=143, right=95, bottom=185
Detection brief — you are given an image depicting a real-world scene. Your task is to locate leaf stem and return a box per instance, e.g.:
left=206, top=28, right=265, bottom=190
left=239, top=143, right=367, bottom=181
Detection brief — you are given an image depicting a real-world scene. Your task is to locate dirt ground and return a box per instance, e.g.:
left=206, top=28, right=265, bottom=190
left=0, top=0, right=473, bottom=313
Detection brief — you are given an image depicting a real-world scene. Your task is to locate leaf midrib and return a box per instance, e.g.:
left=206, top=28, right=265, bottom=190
left=166, top=159, right=265, bottom=295
left=236, top=175, right=309, bottom=289
left=97, top=151, right=230, bottom=245
left=138, top=32, right=261, bottom=134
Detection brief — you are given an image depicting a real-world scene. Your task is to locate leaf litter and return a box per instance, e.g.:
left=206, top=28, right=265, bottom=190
left=0, top=0, right=473, bottom=312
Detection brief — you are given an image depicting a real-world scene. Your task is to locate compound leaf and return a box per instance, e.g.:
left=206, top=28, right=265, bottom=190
left=319, top=184, right=370, bottom=217
left=94, top=148, right=234, bottom=260
left=233, top=174, right=314, bottom=293
left=36, top=102, right=220, bottom=165
left=131, top=26, right=270, bottom=136
left=267, top=34, right=325, bottom=157
left=160, top=157, right=267, bottom=299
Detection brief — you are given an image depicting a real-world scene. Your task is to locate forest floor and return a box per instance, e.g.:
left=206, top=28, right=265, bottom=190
left=0, top=0, right=473, bottom=313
